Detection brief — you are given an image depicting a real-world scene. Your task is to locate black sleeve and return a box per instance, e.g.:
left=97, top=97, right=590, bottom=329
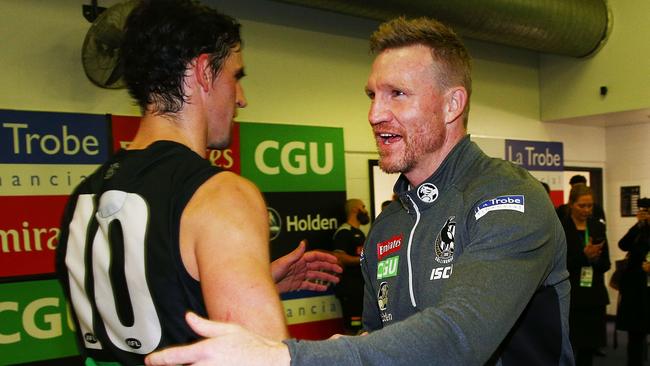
left=619, top=224, right=642, bottom=251
left=590, top=220, right=610, bottom=273
left=562, top=219, right=587, bottom=273
left=333, top=229, right=354, bottom=253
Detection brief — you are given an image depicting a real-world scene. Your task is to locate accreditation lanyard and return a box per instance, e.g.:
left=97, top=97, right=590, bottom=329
left=580, top=224, right=593, bottom=287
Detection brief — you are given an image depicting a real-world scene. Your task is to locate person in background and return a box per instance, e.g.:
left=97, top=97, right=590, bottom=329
left=381, top=193, right=399, bottom=212
left=146, top=16, right=573, bottom=366
left=56, top=1, right=340, bottom=365
left=380, top=199, right=392, bottom=211
left=557, top=174, right=606, bottom=224
left=332, top=199, right=369, bottom=334
left=616, top=197, right=650, bottom=366
left=561, top=183, right=610, bottom=366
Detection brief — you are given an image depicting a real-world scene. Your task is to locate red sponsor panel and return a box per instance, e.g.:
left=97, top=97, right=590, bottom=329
left=0, top=195, right=68, bottom=278
left=206, top=122, right=241, bottom=174
left=288, top=318, right=345, bottom=340
left=110, top=115, right=141, bottom=152
left=111, top=115, right=241, bottom=173
left=550, top=190, right=564, bottom=208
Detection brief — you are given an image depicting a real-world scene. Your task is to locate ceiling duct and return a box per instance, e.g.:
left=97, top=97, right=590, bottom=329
left=269, top=0, right=610, bottom=57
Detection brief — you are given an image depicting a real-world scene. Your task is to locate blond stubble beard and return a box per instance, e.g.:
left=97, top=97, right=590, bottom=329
left=377, top=123, right=445, bottom=175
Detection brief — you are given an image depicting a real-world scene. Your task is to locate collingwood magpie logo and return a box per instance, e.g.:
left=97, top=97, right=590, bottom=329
left=417, top=183, right=438, bottom=203
left=377, top=282, right=389, bottom=311
left=267, top=207, right=282, bottom=241
left=434, top=216, right=455, bottom=264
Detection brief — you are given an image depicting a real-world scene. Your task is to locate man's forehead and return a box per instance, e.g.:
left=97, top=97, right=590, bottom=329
left=374, top=45, right=433, bottom=66
left=367, top=46, right=434, bottom=83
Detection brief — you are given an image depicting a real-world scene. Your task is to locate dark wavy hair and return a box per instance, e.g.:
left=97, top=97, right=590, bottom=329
left=370, top=17, right=472, bottom=127
left=122, top=0, right=241, bottom=114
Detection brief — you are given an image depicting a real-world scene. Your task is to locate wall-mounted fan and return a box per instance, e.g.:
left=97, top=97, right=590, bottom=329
left=81, top=0, right=138, bottom=89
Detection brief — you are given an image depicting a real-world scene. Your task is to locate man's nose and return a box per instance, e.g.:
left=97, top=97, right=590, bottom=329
left=236, top=84, right=247, bottom=108
left=368, top=100, right=391, bottom=126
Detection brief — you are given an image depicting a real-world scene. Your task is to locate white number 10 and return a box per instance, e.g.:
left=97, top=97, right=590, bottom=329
left=65, top=191, right=161, bottom=354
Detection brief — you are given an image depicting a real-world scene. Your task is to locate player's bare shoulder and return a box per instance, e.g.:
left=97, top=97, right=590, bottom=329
left=188, top=171, right=265, bottom=214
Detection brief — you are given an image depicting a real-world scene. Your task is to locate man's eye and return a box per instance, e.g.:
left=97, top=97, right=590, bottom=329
left=391, top=90, right=405, bottom=97
left=366, top=91, right=375, bottom=100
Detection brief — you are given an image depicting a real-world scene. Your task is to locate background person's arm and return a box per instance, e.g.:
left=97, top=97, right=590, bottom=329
left=332, top=229, right=361, bottom=266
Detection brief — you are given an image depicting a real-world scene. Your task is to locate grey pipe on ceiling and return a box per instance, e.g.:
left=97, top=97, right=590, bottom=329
left=269, top=0, right=610, bottom=57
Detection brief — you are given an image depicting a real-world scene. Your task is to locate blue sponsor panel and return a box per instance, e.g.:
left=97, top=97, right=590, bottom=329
left=505, top=139, right=563, bottom=171
left=0, top=109, right=109, bottom=164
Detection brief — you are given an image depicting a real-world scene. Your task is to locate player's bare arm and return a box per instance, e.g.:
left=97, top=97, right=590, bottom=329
left=180, top=171, right=288, bottom=340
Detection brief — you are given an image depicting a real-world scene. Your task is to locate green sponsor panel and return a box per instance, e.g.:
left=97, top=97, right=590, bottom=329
left=239, top=122, right=345, bottom=192
left=0, top=279, right=79, bottom=364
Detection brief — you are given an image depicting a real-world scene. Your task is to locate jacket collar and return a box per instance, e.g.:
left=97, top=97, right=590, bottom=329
left=393, top=135, right=481, bottom=213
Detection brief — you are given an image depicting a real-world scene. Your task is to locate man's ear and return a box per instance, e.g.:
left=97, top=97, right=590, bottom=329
left=194, top=53, right=212, bottom=92
left=444, top=87, right=468, bottom=125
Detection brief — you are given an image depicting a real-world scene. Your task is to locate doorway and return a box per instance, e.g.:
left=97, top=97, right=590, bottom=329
left=563, top=166, right=604, bottom=208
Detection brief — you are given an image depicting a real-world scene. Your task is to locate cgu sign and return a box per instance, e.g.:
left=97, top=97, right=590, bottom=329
left=255, top=141, right=333, bottom=175
left=0, top=297, right=74, bottom=344
left=0, top=280, right=79, bottom=364
left=240, top=122, right=345, bottom=193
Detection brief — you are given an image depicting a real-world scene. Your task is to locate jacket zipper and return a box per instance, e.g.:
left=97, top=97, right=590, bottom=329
left=406, top=195, right=421, bottom=307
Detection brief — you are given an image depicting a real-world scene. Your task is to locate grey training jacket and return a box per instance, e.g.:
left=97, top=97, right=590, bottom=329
left=285, top=136, right=574, bottom=365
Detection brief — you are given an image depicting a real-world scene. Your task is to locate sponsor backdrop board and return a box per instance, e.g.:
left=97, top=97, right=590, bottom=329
left=0, top=109, right=110, bottom=364
left=0, top=110, right=346, bottom=364
left=237, top=122, right=346, bottom=337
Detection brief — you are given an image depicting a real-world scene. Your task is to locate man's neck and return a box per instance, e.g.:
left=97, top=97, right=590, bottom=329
left=347, top=218, right=360, bottom=229
left=128, top=111, right=206, bottom=157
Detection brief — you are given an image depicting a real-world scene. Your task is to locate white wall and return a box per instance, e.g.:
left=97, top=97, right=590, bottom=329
left=604, top=123, right=650, bottom=314
left=605, top=122, right=650, bottom=255
left=539, top=0, right=650, bottom=121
